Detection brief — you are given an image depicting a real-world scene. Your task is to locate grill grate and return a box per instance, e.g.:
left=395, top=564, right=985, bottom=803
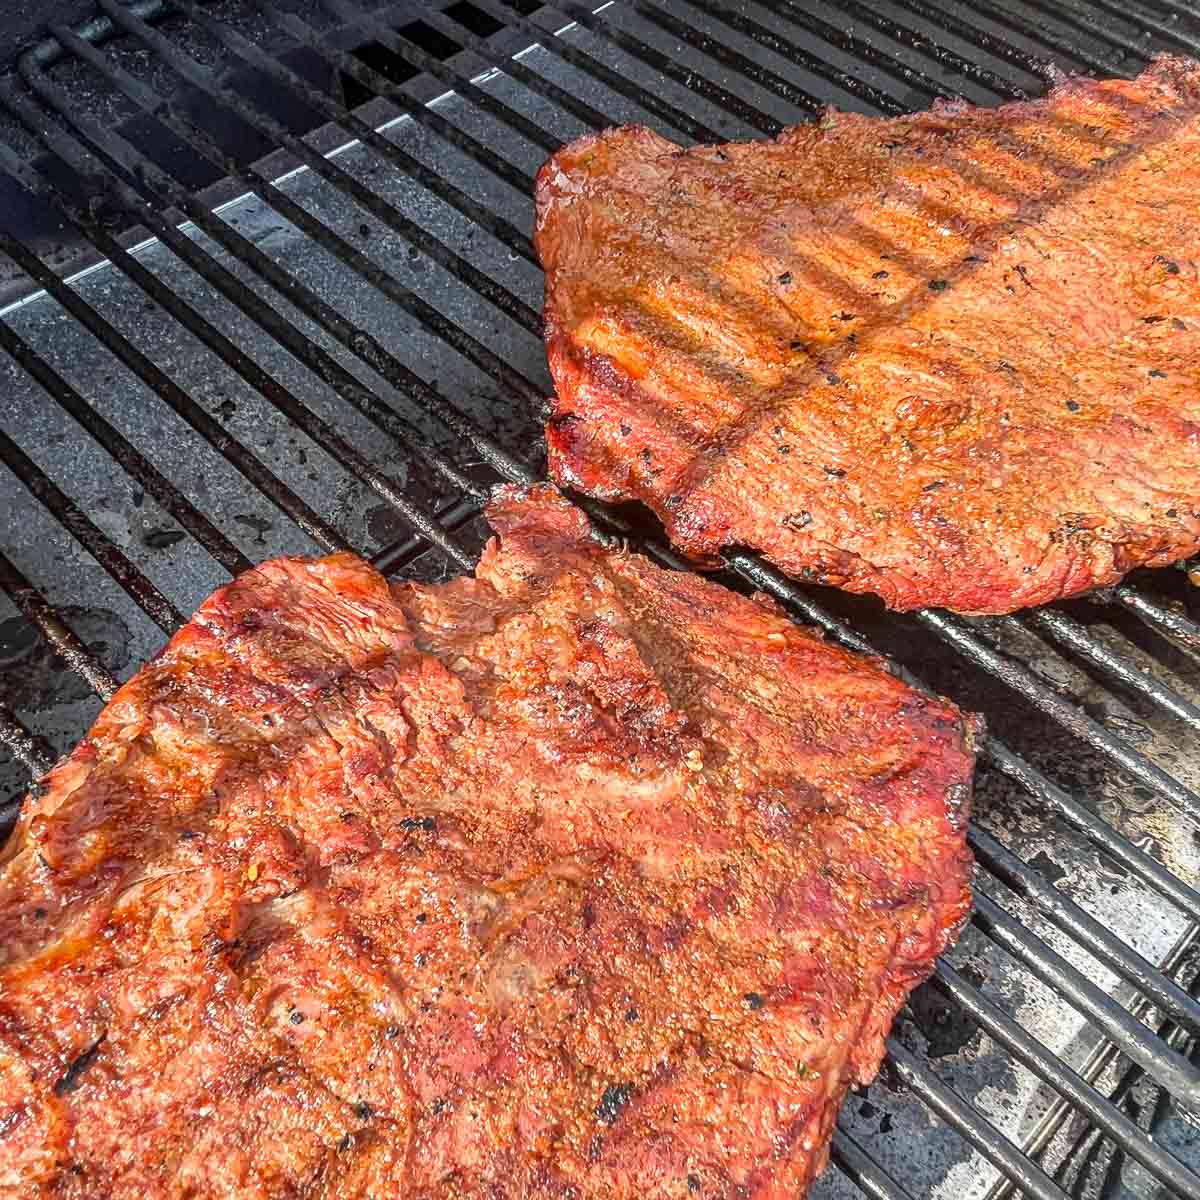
left=1, top=1, right=1200, bottom=1197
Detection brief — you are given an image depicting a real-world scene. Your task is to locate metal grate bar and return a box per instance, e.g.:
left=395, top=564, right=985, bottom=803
left=0, top=421, right=183, bottom=633
left=3, top=92, right=475, bottom=571
left=478, top=0, right=771, bottom=138
left=0, top=705, right=54, bottom=780
left=981, top=735, right=1200, bottom=919
left=939, top=0, right=1151, bottom=73
left=809, top=0, right=1030, bottom=98
left=1114, top=582, right=1200, bottom=657
left=624, top=0, right=830, bottom=116
left=831, top=1128, right=918, bottom=1200
left=416, top=5, right=615, bottom=135
left=170, top=0, right=538, bottom=266
left=28, top=45, right=529, bottom=492
left=770, top=0, right=963, bottom=102
left=1022, top=607, right=1200, bottom=731
left=887, top=1040, right=1068, bottom=1200
left=0, top=314, right=252, bottom=579
left=95, top=0, right=541, bottom=337
left=317, top=0, right=605, bottom=150
left=883, top=0, right=1061, bottom=80
left=44, top=16, right=547, bottom=433
left=271, top=9, right=559, bottom=182
left=1030, top=0, right=1200, bottom=57
left=0, top=547, right=119, bottom=699
left=971, top=891, right=1200, bottom=1102
left=919, top=610, right=1200, bottom=824
left=254, top=10, right=560, bottom=183
left=0, top=207, right=349, bottom=555
left=648, top=0, right=915, bottom=114
left=933, top=960, right=1200, bottom=1196
left=970, top=825, right=1200, bottom=1034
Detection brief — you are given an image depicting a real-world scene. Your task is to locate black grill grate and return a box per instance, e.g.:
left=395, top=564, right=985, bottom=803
left=1, top=2, right=1200, bottom=1197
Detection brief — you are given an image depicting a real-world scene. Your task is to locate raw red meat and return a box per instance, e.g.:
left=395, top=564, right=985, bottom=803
left=0, top=486, right=976, bottom=1198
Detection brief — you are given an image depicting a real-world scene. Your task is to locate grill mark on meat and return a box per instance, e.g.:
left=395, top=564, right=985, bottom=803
left=0, top=485, right=974, bottom=1198
left=537, top=60, right=1200, bottom=612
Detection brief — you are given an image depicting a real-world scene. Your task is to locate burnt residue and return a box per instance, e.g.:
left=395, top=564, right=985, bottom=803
left=596, top=1083, right=634, bottom=1125
left=366, top=502, right=407, bottom=548
left=1026, top=850, right=1067, bottom=885
left=233, top=514, right=273, bottom=544
left=143, top=529, right=187, bottom=550
left=53, top=1035, right=106, bottom=1096
left=400, top=816, right=436, bottom=833
left=906, top=979, right=980, bottom=1059
left=0, top=607, right=130, bottom=712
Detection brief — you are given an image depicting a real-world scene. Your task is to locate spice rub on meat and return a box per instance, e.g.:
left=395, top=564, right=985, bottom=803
left=535, top=58, right=1200, bottom=614
left=0, top=485, right=976, bottom=1199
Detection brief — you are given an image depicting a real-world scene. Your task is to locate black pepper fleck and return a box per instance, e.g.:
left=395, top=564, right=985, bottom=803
left=777, top=271, right=792, bottom=285
left=354, top=1102, right=373, bottom=1121
left=922, top=481, right=946, bottom=492
left=928, top=279, right=950, bottom=292
left=416, top=912, right=428, bottom=925
left=872, top=270, right=889, bottom=280
left=289, top=1010, right=305, bottom=1025
left=1149, top=369, right=1167, bottom=378
left=400, top=816, right=436, bottom=832
left=687, top=1175, right=702, bottom=1192
left=823, top=466, right=846, bottom=478
left=1066, top=400, right=1081, bottom=412
left=744, top=992, right=765, bottom=1010
left=1168, top=508, right=1179, bottom=518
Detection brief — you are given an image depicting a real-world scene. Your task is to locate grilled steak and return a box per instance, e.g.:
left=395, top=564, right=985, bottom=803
left=535, top=59, right=1200, bottom=614
left=0, top=485, right=975, bottom=1199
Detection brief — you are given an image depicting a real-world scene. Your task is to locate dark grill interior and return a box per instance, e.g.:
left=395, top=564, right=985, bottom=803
left=1, top=1, right=1199, bottom=1197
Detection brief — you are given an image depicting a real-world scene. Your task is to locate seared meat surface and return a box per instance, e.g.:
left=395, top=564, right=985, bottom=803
left=0, top=486, right=975, bottom=1199
left=535, top=59, right=1200, bottom=614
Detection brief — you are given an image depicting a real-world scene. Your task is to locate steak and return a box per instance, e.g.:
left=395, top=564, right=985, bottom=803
left=535, top=58, right=1200, bottom=614
left=0, top=485, right=976, bottom=1199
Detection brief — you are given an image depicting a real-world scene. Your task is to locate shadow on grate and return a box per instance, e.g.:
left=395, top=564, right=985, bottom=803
left=1, top=1, right=1199, bottom=1198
